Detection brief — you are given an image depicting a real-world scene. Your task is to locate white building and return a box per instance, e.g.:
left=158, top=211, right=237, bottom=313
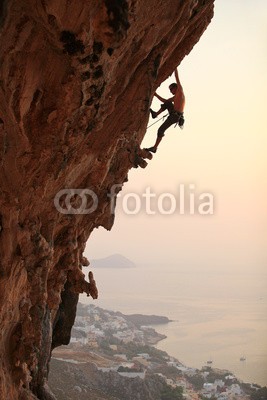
left=229, top=384, right=242, bottom=395
left=203, top=383, right=215, bottom=392
left=137, top=353, right=150, bottom=360
left=118, top=371, right=146, bottom=379
left=214, top=379, right=225, bottom=388
left=113, top=330, right=134, bottom=343
left=70, top=336, right=87, bottom=345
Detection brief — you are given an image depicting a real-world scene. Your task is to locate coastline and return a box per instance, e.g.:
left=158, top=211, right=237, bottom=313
left=50, top=303, right=265, bottom=400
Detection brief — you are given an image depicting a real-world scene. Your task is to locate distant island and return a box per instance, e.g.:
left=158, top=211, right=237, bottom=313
left=116, top=312, right=172, bottom=327
left=90, top=254, right=136, bottom=269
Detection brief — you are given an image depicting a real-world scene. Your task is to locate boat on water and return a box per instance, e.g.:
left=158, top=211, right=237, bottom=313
left=207, top=359, right=213, bottom=365
left=240, top=356, right=246, bottom=361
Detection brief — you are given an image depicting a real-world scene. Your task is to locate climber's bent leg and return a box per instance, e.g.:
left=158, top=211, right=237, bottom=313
left=150, top=101, right=174, bottom=119
left=146, top=115, right=174, bottom=153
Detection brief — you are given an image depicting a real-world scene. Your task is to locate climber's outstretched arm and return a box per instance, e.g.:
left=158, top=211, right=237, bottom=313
left=154, top=92, right=167, bottom=102
left=155, top=92, right=174, bottom=102
left=174, top=68, right=182, bottom=88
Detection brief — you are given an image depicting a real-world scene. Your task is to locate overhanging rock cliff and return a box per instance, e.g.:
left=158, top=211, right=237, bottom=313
left=0, top=1, right=214, bottom=399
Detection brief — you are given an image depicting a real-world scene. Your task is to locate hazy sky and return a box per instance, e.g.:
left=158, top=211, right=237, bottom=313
left=85, top=0, right=267, bottom=271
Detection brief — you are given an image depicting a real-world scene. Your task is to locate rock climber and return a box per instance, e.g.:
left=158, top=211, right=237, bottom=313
left=145, top=68, right=185, bottom=153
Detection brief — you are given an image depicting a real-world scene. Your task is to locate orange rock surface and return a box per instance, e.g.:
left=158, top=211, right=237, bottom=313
left=0, top=1, right=214, bottom=398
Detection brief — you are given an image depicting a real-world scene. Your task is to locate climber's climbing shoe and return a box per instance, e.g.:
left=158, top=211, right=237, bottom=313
left=149, top=109, right=157, bottom=119
left=145, top=147, right=157, bottom=153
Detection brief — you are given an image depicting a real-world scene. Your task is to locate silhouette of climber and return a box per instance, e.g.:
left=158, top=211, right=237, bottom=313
left=146, top=68, right=185, bottom=153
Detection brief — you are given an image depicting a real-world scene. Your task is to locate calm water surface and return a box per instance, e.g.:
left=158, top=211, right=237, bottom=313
left=81, top=264, right=267, bottom=386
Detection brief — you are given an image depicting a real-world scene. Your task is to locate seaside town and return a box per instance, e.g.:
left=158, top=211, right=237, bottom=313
left=49, top=304, right=266, bottom=400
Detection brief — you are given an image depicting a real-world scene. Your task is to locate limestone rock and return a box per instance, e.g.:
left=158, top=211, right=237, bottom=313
left=0, top=0, right=214, bottom=398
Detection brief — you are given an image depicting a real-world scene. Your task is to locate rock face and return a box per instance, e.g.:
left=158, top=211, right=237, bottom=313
left=0, top=1, right=214, bottom=399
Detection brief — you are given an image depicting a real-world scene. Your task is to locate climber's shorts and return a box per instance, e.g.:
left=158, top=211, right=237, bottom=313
left=157, top=111, right=183, bottom=137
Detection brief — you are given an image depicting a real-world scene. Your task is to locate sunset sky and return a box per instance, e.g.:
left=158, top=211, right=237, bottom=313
left=85, top=0, right=267, bottom=272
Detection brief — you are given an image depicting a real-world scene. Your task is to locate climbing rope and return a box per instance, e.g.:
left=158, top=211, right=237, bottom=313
left=147, top=114, right=168, bottom=129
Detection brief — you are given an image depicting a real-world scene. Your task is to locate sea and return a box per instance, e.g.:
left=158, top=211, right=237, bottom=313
left=80, top=264, right=267, bottom=386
